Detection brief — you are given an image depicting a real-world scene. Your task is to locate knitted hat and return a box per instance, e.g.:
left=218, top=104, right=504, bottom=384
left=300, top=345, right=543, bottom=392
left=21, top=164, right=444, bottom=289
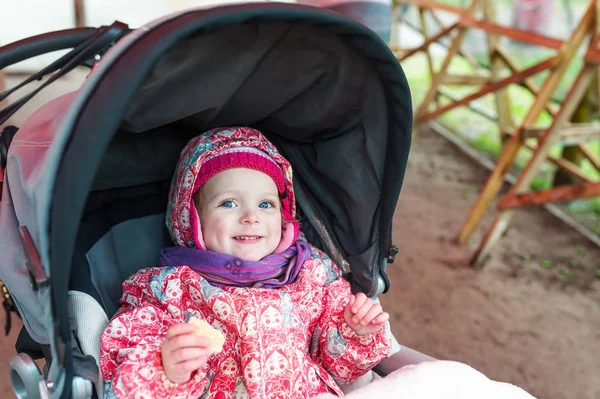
left=192, top=147, right=287, bottom=196
left=166, top=127, right=300, bottom=254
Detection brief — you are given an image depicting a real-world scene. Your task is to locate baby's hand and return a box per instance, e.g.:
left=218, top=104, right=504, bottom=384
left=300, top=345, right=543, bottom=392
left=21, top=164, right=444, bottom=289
left=161, top=323, right=214, bottom=383
left=344, top=293, right=389, bottom=336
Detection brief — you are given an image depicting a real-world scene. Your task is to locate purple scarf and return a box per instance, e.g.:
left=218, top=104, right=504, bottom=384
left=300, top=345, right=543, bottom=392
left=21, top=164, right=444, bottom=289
left=159, top=240, right=312, bottom=289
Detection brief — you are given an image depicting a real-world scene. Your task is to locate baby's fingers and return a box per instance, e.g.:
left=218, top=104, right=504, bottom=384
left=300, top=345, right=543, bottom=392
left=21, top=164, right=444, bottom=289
left=164, top=334, right=210, bottom=352
left=170, top=347, right=213, bottom=364
left=165, top=323, right=196, bottom=339
left=350, top=293, right=368, bottom=313
left=178, top=354, right=210, bottom=374
left=372, top=312, right=390, bottom=325
left=356, top=302, right=382, bottom=325
left=352, top=301, right=376, bottom=323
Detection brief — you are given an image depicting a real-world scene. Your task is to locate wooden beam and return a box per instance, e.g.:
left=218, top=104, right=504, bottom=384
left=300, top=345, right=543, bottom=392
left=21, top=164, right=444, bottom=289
left=390, top=1, right=404, bottom=47
left=416, top=56, right=559, bottom=124
left=597, top=65, right=600, bottom=119
left=74, top=0, right=85, bottom=27
left=415, top=0, right=480, bottom=126
left=418, top=6, right=441, bottom=107
left=596, top=4, right=600, bottom=119
left=471, top=65, right=597, bottom=264
left=437, top=86, right=497, bottom=120
left=520, top=0, right=594, bottom=127
left=457, top=126, right=523, bottom=244
left=398, top=0, right=566, bottom=49
left=443, top=74, right=490, bottom=85
left=495, top=46, right=559, bottom=117
left=560, top=124, right=600, bottom=144
left=521, top=123, right=600, bottom=144
left=519, top=125, right=546, bottom=139
left=584, top=35, right=600, bottom=63
left=398, top=17, right=485, bottom=74
left=584, top=48, right=600, bottom=64
left=397, top=22, right=459, bottom=62
left=542, top=146, right=596, bottom=183
left=578, top=143, right=600, bottom=170
left=459, top=16, right=564, bottom=50
left=503, top=133, right=594, bottom=183
left=428, top=8, right=481, bottom=71
left=482, top=0, right=514, bottom=140
left=432, top=120, right=600, bottom=250
left=498, top=182, right=600, bottom=209
left=457, top=2, right=596, bottom=246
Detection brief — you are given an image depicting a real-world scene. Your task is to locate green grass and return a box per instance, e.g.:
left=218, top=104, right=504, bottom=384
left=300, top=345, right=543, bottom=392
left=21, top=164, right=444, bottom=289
left=402, top=51, right=600, bottom=224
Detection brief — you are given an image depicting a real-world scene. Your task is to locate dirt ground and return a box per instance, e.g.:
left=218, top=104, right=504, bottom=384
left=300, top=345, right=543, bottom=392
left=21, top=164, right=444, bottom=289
left=379, top=127, right=600, bottom=399
left=0, top=125, right=599, bottom=398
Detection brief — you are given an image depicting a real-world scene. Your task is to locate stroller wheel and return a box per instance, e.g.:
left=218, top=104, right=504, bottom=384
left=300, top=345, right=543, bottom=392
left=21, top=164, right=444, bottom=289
left=9, top=353, right=43, bottom=399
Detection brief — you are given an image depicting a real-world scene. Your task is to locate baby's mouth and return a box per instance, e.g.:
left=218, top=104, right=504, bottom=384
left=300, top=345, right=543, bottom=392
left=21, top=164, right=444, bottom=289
left=232, top=236, right=262, bottom=241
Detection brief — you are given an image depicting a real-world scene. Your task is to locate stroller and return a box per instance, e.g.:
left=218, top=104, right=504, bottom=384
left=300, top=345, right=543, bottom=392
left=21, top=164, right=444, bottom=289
left=0, top=3, right=431, bottom=398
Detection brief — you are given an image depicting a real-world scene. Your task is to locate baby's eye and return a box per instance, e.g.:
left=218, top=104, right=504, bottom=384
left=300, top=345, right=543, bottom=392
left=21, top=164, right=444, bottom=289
left=220, top=200, right=237, bottom=208
left=258, top=201, right=275, bottom=209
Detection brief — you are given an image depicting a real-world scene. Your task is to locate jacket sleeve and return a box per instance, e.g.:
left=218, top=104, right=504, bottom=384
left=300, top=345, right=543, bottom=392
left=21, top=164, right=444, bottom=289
left=314, top=257, right=392, bottom=384
left=100, top=268, right=208, bottom=398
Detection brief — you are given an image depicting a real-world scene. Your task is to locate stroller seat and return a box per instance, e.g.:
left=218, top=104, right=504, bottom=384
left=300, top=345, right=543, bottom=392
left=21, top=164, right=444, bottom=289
left=68, top=192, right=182, bottom=399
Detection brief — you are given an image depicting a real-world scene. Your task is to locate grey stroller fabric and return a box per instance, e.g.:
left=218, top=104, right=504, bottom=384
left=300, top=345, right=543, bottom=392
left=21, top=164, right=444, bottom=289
left=0, top=90, right=80, bottom=344
left=0, top=177, right=49, bottom=344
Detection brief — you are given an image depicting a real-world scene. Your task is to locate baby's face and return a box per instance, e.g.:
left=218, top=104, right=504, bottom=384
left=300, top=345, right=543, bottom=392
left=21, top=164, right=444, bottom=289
left=195, top=168, right=282, bottom=261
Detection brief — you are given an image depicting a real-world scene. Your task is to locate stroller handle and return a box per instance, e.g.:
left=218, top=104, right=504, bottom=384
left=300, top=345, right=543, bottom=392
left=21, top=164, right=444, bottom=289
left=0, top=28, right=98, bottom=70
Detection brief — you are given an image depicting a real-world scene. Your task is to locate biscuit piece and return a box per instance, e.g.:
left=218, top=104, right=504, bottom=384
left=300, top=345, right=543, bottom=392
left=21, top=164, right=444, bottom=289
left=189, top=318, right=225, bottom=353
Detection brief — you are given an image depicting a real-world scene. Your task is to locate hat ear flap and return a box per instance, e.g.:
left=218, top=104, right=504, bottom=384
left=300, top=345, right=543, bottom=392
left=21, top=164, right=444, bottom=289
left=189, top=196, right=207, bottom=250
left=273, top=221, right=298, bottom=254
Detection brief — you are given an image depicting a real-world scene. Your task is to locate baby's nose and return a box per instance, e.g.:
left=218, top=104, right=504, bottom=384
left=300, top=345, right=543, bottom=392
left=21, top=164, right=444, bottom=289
left=240, top=209, right=259, bottom=224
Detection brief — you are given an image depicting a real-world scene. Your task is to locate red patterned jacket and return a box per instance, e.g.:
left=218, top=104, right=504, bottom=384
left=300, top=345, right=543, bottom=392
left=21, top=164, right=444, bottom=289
left=100, top=246, right=391, bottom=398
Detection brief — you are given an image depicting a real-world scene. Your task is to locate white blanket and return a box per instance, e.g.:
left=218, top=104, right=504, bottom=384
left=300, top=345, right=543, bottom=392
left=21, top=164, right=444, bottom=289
left=315, top=361, right=537, bottom=399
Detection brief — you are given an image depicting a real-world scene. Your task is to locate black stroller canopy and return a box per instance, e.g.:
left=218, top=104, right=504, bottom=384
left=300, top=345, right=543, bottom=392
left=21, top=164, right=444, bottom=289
left=5, top=3, right=412, bottom=392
